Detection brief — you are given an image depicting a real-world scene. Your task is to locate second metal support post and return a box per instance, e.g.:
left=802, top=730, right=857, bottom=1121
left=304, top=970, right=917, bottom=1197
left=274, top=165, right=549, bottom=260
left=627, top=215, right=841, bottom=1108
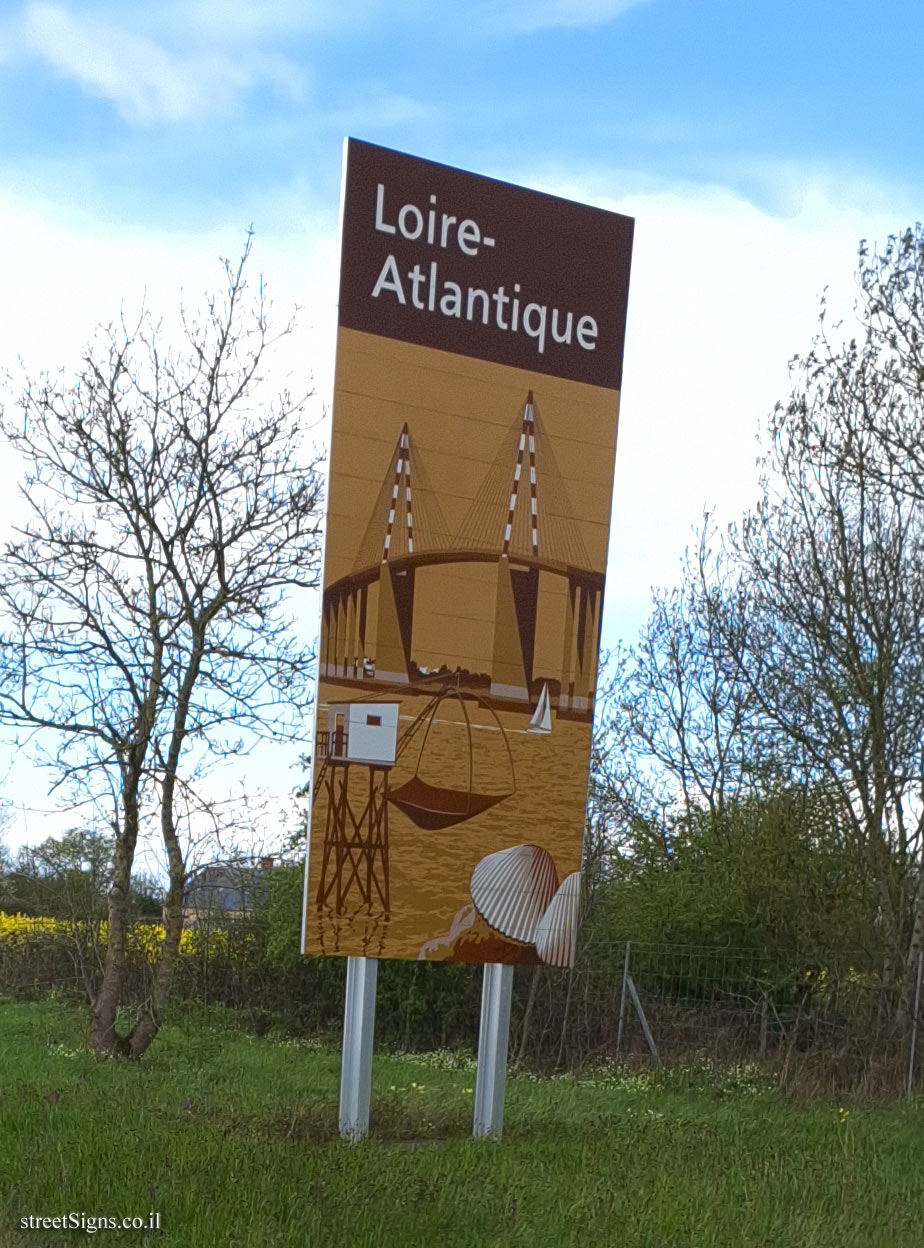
left=340, top=957, right=514, bottom=1141
left=339, top=955, right=378, bottom=1141
left=473, top=962, right=514, bottom=1138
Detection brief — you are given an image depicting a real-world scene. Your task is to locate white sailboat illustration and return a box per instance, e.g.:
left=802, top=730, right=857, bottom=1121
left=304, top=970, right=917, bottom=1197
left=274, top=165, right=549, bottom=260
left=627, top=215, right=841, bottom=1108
left=527, top=682, right=552, bottom=734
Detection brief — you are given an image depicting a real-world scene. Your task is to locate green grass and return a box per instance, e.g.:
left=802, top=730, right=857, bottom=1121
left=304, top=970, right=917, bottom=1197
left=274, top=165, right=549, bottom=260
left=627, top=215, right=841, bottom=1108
left=2, top=997, right=923, bottom=1247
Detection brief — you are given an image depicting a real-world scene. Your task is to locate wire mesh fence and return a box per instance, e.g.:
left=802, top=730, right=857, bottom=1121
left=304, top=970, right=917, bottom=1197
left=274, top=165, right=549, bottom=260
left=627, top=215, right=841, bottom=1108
left=508, top=940, right=924, bottom=1098
left=2, top=917, right=922, bottom=1098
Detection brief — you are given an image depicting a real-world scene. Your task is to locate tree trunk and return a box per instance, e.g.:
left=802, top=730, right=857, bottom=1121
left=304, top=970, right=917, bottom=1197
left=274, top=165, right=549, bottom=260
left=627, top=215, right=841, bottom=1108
left=127, top=630, right=205, bottom=1058
left=90, top=801, right=139, bottom=1057
left=514, top=966, right=542, bottom=1069
left=555, top=966, right=576, bottom=1071
left=127, top=826, right=184, bottom=1058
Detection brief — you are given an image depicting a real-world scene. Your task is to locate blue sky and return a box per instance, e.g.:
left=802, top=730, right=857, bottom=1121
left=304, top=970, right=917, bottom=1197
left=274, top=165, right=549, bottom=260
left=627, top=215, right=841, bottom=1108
left=1, top=0, right=922, bottom=850
left=3, top=1, right=920, bottom=229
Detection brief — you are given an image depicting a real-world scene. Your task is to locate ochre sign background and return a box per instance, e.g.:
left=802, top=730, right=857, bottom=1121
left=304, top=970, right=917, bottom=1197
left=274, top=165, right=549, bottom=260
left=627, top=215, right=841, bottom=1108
left=302, top=140, right=633, bottom=966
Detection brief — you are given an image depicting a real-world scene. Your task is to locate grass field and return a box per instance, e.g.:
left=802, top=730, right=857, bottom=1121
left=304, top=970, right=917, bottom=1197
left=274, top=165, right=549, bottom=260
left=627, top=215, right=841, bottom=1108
left=2, top=997, right=923, bottom=1247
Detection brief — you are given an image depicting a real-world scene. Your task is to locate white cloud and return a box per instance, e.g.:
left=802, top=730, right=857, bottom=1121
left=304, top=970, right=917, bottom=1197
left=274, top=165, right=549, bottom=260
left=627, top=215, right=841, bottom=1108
left=327, top=89, right=430, bottom=133
left=597, top=179, right=915, bottom=647
left=20, top=2, right=305, bottom=123
left=485, top=156, right=921, bottom=646
left=0, top=158, right=918, bottom=847
left=476, top=0, right=653, bottom=33
left=152, top=0, right=381, bottom=42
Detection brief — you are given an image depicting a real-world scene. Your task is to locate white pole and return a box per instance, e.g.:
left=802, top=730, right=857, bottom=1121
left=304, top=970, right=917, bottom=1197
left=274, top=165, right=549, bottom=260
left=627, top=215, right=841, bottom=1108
left=339, top=955, right=378, bottom=1140
left=473, top=962, right=514, bottom=1138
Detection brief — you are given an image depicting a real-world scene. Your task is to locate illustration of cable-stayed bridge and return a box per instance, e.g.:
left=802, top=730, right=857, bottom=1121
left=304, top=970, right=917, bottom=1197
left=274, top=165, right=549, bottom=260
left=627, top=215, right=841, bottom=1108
left=319, top=392, right=605, bottom=716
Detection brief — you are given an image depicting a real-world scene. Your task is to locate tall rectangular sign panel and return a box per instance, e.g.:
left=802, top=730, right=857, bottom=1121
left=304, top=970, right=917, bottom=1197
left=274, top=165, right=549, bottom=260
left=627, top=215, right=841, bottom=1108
left=302, top=140, right=633, bottom=966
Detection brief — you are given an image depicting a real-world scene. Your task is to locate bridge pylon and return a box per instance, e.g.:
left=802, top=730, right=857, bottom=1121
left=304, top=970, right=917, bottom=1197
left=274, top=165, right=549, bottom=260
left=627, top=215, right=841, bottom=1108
left=558, top=577, right=601, bottom=713
left=320, top=393, right=600, bottom=717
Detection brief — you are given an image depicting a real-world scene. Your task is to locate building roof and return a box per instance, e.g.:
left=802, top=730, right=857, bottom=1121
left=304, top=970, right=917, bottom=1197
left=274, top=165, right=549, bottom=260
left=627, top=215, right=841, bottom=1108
left=183, top=861, right=274, bottom=913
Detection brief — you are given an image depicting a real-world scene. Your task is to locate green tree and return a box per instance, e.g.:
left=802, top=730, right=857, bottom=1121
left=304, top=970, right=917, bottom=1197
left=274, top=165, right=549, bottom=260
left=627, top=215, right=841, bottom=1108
left=9, top=830, right=113, bottom=998
left=12, top=830, right=112, bottom=919
left=604, top=792, right=876, bottom=955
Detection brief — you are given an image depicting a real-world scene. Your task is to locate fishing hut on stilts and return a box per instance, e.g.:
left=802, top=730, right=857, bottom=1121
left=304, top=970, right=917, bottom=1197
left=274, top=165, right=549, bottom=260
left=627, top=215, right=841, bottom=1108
left=314, top=702, right=400, bottom=914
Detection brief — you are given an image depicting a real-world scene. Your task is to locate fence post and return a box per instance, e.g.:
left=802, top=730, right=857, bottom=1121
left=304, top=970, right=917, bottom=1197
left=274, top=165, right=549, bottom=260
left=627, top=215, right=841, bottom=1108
left=759, top=995, right=768, bottom=1060
left=615, top=941, right=631, bottom=1063
left=626, top=974, right=661, bottom=1067
left=906, top=947, right=924, bottom=1100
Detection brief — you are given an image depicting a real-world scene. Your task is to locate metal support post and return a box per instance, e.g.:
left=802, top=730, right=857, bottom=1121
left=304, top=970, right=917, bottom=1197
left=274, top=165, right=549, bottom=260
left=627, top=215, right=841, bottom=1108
left=339, top=955, right=378, bottom=1140
left=473, top=962, right=514, bottom=1139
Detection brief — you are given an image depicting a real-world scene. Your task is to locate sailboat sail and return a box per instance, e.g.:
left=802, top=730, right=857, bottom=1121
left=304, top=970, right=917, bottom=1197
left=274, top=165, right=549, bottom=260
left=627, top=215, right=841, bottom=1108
left=528, top=683, right=552, bottom=734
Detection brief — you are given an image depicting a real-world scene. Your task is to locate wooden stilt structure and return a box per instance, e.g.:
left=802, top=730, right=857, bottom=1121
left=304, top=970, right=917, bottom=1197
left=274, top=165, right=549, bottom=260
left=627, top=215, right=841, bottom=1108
left=316, top=762, right=391, bottom=914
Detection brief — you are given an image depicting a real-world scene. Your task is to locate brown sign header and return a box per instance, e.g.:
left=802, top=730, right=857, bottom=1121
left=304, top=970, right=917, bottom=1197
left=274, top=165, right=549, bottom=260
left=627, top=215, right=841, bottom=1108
left=338, top=139, right=634, bottom=390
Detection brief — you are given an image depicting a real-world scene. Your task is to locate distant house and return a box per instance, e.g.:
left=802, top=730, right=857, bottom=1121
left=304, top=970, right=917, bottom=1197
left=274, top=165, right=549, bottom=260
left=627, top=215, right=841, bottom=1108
left=182, top=857, right=276, bottom=928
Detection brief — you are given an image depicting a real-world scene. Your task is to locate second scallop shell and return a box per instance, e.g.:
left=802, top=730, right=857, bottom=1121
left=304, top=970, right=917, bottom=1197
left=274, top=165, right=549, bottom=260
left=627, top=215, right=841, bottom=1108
left=534, top=871, right=581, bottom=968
left=469, top=844, right=558, bottom=944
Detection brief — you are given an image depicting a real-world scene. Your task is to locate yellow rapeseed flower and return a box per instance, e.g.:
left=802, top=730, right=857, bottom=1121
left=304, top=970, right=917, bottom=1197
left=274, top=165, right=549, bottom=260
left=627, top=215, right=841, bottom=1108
left=0, top=911, right=210, bottom=966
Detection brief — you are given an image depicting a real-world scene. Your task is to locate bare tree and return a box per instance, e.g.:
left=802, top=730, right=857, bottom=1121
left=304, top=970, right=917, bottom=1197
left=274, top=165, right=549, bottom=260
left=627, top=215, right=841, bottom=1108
left=0, top=236, right=324, bottom=1056
left=627, top=525, right=760, bottom=834
left=855, top=226, right=924, bottom=491
left=0, top=800, right=12, bottom=890
left=586, top=646, right=651, bottom=873
left=714, top=243, right=924, bottom=1023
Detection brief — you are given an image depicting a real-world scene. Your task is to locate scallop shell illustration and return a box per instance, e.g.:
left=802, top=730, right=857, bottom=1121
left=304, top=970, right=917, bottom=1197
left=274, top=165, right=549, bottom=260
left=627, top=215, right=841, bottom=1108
left=534, top=871, right=581, bottom=968
left=469, top=844, right=558, bottom=944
